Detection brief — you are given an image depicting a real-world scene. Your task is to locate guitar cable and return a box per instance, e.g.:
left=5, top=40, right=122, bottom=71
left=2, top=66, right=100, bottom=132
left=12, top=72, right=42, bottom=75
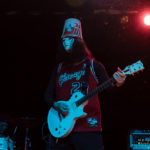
left=41, top=121, right=59, bottom=144
left=41, top=121, right=51, bottom=144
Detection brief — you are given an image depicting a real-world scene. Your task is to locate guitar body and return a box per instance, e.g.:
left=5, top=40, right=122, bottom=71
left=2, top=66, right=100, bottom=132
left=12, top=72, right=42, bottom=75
left=47, top=92, right=87, bottom=138
left=47, top=60, right=144, bottom=138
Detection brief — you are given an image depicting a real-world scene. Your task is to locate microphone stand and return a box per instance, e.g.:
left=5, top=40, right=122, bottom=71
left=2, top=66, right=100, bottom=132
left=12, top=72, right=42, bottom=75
left=24, top=128, right=31, bottom=150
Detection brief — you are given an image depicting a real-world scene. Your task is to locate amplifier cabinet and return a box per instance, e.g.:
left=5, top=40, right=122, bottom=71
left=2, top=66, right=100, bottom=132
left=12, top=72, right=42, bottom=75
left=130, top=130, right=150, bottom=150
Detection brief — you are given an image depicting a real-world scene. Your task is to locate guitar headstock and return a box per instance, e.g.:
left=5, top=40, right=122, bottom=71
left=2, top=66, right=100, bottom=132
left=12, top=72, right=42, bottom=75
left=122, top=60, right=144, bottom=75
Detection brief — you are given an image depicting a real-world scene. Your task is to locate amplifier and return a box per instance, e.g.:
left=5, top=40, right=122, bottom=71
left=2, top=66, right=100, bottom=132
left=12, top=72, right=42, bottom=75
left=130, top=130, right=150, bottom=150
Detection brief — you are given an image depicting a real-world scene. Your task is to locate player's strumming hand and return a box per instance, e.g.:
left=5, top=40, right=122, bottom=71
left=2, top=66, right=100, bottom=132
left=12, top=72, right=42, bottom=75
left=53, top=101, right=69, bottom=115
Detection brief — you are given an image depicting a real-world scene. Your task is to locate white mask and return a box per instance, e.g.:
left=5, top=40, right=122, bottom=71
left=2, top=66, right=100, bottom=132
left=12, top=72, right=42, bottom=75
left=62, top=37, right=75, bottom=52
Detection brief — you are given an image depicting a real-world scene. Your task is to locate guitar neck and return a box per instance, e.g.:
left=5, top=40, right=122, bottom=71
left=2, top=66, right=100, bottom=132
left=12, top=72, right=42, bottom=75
left=76, top=77, right=116, bottom=107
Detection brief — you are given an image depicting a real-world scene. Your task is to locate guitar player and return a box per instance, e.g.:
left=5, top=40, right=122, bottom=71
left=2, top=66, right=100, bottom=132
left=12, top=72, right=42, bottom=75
left=44, top=18, right=126, bottom=150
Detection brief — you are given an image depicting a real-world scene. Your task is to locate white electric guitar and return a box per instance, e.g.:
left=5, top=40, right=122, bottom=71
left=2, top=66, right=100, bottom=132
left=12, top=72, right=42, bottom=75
left=47, top=60, right=144, bottom=138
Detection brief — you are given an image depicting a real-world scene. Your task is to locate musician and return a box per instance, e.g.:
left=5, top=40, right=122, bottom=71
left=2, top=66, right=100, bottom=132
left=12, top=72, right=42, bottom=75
left=45, top=18, right=126, bottom=150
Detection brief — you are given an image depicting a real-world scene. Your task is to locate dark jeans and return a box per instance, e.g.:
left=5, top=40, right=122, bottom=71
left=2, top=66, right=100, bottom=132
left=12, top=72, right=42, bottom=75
left=45, top=132, right=104, bottom=150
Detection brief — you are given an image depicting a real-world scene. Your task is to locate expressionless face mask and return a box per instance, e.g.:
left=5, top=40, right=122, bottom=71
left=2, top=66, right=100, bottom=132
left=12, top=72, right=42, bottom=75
left=62, top=37, right=75, bottom=52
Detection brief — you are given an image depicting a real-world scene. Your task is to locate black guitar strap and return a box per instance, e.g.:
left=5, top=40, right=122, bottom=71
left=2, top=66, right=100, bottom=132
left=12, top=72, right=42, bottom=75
left=82, top=59, right=91, bottom=95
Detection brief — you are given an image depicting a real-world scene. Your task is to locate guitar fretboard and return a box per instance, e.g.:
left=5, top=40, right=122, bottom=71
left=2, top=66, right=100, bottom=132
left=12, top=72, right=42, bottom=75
left=75, top=77, right=116, bottom=107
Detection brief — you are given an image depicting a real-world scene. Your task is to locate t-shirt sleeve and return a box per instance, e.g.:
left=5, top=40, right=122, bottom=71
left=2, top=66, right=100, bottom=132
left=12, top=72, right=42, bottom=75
left=93, top=60, right=110, bottom=84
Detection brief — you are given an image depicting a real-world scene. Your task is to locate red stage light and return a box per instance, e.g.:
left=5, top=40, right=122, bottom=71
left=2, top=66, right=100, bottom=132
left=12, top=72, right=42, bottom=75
left=144, top=14, right=150, bottom=26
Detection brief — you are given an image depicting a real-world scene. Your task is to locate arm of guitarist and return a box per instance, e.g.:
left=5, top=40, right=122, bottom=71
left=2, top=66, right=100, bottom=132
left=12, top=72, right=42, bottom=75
left=53, top=101, right=69, bottom=115
left=93, top=60, right=126, bottom=87
left=45, top=65, right=69, bottom=115
left=113, top=67, right=127, bottom=87
left=44, top=66, right=58, bottom=108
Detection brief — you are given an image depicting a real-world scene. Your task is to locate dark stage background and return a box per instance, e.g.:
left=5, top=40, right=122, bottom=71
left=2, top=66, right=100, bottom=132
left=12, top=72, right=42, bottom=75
left=2, top=0, right=150, bottom=149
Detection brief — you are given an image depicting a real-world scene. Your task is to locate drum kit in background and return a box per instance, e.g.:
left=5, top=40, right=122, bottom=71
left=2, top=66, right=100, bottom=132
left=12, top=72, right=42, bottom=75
left=0, top=121, right=15, bottom=150
left=0, top=116, right=44, bottom=150
left=0, top=121, right=14, bottom=150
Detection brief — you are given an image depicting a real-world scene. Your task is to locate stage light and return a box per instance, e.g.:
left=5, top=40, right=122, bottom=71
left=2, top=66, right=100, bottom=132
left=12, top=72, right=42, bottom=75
left=120, top=16, right=128, bottom=24
left=144, top=14, right=150, bottom=26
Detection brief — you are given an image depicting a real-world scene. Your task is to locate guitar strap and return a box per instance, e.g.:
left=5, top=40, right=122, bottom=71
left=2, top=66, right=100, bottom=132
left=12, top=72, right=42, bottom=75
left=82, top=59, right=91, bottom=95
